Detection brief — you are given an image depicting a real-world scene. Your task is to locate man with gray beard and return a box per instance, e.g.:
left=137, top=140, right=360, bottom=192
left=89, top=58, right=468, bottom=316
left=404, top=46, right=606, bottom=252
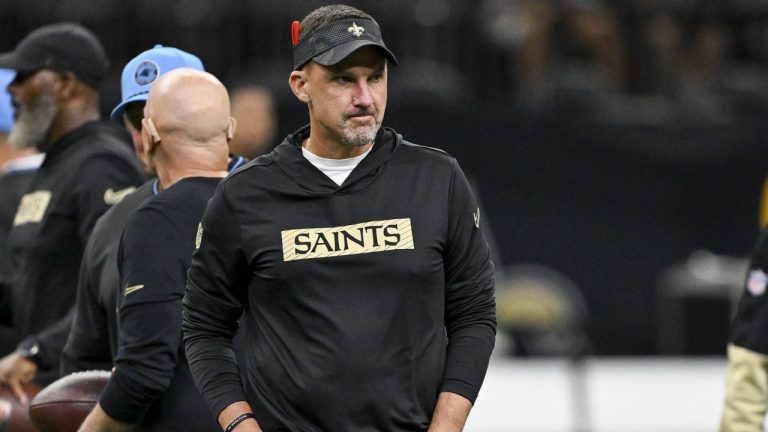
left=0, top=68, right=43, bottom=355
left=7, top=71, right=58, bottom=152
left=183, top=5, right=496, bottom=432
left=0, top=23, right=145, bottom=399
left=0, top=68, right=42, bottom=281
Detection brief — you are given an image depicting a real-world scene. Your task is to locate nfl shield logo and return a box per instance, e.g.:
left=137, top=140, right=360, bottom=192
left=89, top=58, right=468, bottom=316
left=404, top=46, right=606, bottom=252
left=747, top=269, right=768, bottom=296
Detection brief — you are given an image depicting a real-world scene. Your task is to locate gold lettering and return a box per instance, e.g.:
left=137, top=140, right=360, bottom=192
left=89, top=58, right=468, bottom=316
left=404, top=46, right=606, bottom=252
left=281, top=218, right=414, bottom=261
left=363, top=225, right=384, bottom=247
left=384, top=224, right=401, bottom=246
left=311, top=232, right=333, bottom=254
left=341, top=228, right=365, bottom=249
left=294, top=233, right=311, bottom=254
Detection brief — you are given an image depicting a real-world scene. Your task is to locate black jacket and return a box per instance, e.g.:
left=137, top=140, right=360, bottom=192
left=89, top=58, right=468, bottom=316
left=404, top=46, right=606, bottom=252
left=184, top=126, right=497, bottom=431
left=100, top=177, right=222, bottom=431
left=60, top=179, right=156, bottom=375
left=5, top=121, right=145, bottom=381
left=61, top=156, right=247, bottom=375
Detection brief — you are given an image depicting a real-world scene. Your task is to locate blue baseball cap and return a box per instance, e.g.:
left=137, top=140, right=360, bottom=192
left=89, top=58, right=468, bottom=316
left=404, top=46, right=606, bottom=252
left=111, top=44, right=204, bottom=119
left=0, top=69, right=15, bottom=133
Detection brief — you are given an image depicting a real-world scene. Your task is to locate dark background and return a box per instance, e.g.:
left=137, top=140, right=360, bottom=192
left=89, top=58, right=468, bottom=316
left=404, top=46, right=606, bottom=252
left=3, top=0, right=768, bottom=355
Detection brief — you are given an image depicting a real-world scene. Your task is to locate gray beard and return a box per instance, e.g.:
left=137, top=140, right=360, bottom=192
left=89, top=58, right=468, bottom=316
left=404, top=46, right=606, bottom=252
left=339, top=122, right=379, bottom=148
left=8, top=88, right=57, bottom=150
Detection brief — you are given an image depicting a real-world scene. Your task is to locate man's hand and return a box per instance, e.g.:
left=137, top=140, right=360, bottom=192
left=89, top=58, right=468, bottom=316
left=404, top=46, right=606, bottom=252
left=77, top=402, right=133, bottom=432
left=0, top=351, right=38, bottom=404
left=219, top=401, right=262, bottom=432
left=427, top=392, right=473, bottom=432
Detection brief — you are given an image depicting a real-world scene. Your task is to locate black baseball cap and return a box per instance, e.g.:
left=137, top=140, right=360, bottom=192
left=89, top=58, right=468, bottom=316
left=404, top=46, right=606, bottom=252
left=0, top=23, right=107, bottom=89
left=292, top=18, right=398, bottom=70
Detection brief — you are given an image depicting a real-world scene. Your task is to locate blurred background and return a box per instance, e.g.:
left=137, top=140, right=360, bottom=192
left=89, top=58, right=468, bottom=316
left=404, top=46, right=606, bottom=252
left=3, top=0, right=768, bottom=429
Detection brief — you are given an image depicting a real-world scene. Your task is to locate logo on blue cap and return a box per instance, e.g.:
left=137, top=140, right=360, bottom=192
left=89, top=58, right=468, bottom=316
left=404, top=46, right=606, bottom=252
left=111, top=45, right=204, bottom=119
left=134, top=61, right=159, bottom=86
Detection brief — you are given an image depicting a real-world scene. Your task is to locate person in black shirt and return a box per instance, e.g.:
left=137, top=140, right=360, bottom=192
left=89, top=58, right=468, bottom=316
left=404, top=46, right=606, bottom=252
left=78, top=68, right=234, bottom=431
left=183, top=5, right=497, bottom=432
left=0, top=68, right=41, bottom=281
left=0, top=68, right=44, bottom=356
left=0, top=23, right=146, bottom=402
left=60, top=45, right=208, bottom=375
left=721, top=227, right=768, bottom=431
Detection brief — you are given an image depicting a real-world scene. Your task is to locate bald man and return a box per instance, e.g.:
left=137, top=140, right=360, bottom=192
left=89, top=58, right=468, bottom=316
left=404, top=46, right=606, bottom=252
left=77, top=68, right=234, bottom=432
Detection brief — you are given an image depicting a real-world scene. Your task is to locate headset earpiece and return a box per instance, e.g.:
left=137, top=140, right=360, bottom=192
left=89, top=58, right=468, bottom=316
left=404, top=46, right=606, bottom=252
left=145, top=118, right=161, bottom=144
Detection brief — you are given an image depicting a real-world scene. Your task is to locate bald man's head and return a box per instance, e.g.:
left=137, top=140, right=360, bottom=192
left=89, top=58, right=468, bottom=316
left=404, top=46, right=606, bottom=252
left=143, top=68, right=235, bottom=151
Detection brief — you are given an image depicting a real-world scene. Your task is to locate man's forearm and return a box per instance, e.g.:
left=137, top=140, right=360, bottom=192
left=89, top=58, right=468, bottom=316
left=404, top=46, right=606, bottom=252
left=428, top=391, right=472, bottom=432
left=77, top=403, right=133, bottom=432
left=35, top=306, right=76, bottom=369
left=218, top=401, right=262, bottom=432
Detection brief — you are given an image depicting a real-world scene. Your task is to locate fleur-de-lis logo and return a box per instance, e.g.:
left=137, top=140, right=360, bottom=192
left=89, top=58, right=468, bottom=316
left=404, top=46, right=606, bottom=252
left=348, top=22, right=365, bottom=37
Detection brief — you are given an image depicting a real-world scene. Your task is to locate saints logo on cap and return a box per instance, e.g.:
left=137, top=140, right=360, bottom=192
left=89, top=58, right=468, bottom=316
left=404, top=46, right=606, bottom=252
left=348, top=22, right=365, bottom=37
left=135, top=60, right=159, bottom=86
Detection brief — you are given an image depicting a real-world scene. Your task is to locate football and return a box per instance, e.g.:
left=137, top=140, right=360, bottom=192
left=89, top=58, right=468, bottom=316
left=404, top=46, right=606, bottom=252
left=28, top=370, right=111, bottom=432
left=0, top=382, right=41, bottom=432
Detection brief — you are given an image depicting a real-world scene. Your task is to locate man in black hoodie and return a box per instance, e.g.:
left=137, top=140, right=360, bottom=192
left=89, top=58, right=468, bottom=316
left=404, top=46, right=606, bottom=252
left=183, top=5, right=497, bottom=432
left=0, top=23, right=146, bottom=400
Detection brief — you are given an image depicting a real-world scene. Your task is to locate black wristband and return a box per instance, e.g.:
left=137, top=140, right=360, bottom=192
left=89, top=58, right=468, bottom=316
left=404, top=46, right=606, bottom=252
left=225, top=413, right=255, bottom=432
left=17, top=337, right=44, bottom=368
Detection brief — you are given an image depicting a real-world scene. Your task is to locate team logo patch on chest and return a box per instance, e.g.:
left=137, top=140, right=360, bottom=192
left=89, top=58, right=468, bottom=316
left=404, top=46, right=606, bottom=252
left=13, top=190, right=51, bottom=226
left=281, top=218, right=414, bottom=261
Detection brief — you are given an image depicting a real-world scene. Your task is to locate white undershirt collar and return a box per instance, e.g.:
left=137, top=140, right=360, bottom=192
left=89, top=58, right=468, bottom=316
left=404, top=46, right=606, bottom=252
left=302, top=145, right=373, bottom=186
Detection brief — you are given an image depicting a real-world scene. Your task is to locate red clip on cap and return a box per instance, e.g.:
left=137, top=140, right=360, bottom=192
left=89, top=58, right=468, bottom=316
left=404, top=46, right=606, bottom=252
left=291, top=21, right=300, bottom=47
